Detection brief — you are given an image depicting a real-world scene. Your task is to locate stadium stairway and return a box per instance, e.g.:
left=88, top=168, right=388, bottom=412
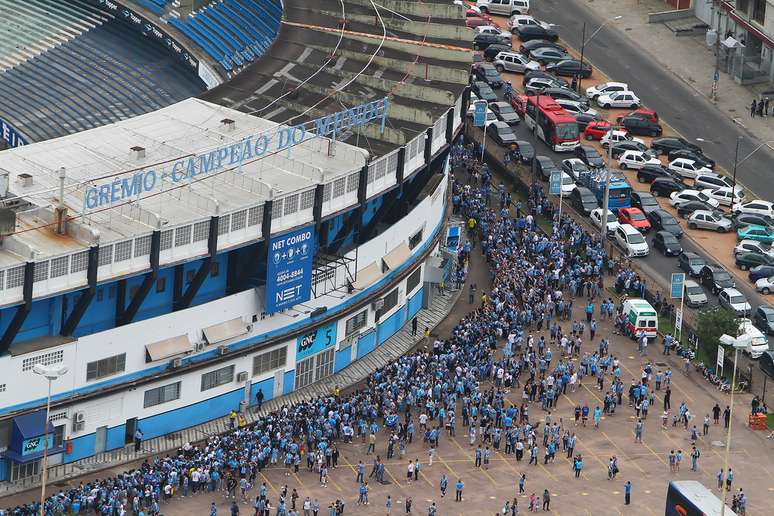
left=167, top=0, right=282, bottom=73
left=0, top=17, right=205, bottom=143
left=0, top=284, right=462, bottom=496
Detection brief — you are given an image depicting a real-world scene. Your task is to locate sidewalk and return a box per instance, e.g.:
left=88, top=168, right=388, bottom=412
left=580, top=0, right=774, bottom=138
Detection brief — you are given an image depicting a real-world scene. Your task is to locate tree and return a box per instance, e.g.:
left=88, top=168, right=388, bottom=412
left=694, top=306, right=739, bottom=358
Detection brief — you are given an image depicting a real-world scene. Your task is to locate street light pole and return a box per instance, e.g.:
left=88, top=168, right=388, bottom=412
left=719, top=344, right=744, bottom=516
left=731, top=135, right=741, bottom=200
left=33, top=365, right=68, bottom=516
left=577, top=22, right=587, bottom=94
left=599, top=125, right=618, bottom=244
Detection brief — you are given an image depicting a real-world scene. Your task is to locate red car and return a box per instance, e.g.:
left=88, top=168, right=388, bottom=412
left=466, top=8, right=493, bottom=22
left=616, top=108, right=659, bottom=124
left=618, top=207, right=651, bottom=232
left=583, top=120, right=612, bottom=141
left=466, top=17, right=494, bottom=29
left=510, top=94, right=528, bottom=117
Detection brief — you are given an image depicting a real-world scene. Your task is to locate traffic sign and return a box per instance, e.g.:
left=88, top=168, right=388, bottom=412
left=670, top=273, right=685, bottom=299
left=473, top=100, right=487, bottom=127
left=549, top=170, right=562, bottom=195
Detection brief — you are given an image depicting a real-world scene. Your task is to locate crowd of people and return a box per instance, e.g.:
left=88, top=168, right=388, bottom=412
left=0, top=141, right=748, bottom=516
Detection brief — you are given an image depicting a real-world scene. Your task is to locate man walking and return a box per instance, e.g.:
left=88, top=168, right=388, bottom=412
left=625, top=480, right=632, bottom=505
left=255, top=388, right=264, bottom=411
left=723, top=406, right=731, bottom=429
left=134, top=427, right=143, bottom=452
left=690, top=446, right=700, bottom=472
left=455, top=479, right=464, bottom=502
left=411, top=316, right=418, bottom=336
left=634, top=418, right=644, bottom=443
left=542, top=489, right=551, bottom=511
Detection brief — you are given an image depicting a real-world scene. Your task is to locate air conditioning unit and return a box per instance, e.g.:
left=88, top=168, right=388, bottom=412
left=372, top=298, right=384, bottom=311
left=72, top=412, right=85, bottom=433
left=217, top=345, right=228, bottom=356
left=195, top=341, right=206, bottom=352
left=170, top=357, right=182, bottom=369
left=237, top=371, right=248, bottom=382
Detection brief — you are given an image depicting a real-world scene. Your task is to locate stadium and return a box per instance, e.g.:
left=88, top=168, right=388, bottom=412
left=0, top=0, right=470, bottom=484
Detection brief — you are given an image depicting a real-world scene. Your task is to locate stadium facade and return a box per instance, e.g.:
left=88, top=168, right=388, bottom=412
left=0, top=0, right=471, bottom=483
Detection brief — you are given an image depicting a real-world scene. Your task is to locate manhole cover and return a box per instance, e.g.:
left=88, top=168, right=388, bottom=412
left=625, top=27, right=632, bottom=31
left=729, top=108, right=736, bottom=113
left=655, top=362, right=667, bottom=367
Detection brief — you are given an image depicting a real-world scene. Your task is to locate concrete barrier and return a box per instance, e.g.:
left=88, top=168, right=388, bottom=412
left=648, top=9, right=694, bottom=23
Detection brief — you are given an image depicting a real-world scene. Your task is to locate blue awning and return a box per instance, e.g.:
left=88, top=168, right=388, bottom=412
left=14, top=410, right=54, bottom=439
left=1, top=410, right=61, bottom=464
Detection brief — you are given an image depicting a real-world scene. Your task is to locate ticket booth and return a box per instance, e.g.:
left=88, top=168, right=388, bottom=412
left=1, top=411, right=63, bottom=481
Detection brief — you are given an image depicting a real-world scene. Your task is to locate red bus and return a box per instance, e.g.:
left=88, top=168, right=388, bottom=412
left=522, top=95, right=579, bottom=152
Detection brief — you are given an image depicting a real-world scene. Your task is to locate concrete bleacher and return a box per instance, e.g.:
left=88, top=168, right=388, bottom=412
left=135, top=0, right=171, bottom=15
left=0, top=18, right=205, bottom=143
left=168, top=0, right=282, bottom=72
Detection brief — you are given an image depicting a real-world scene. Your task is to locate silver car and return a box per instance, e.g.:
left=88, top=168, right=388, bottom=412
left=687, top=210, right=732, bottom=232
left=684, top=280, right=708, bottom=308
left=493, top=52, right=540, bottom=74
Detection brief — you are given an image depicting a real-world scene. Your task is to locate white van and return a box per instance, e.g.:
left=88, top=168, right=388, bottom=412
left=615, top=224, right=650, bottom=257
left=476, top=0, right=530, bottom=16
left=622, top=298, right=659, bottom=339
left=737, top=318, right=769, bottom=358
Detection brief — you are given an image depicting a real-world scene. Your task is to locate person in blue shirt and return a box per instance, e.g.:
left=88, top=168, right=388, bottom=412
left=439, top=474, right=448, bottom=497
left=625, top=480, right=632, bottom=505
left=455, top=479, right=464, bottom=502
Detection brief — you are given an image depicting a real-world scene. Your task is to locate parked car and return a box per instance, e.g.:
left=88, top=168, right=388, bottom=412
left=514, top=140, right=535, bottom=164
left=473, top=62, right=504, bottom=88
left=618, top=150, right=660, bottom=170
left=750, top=265, right=774, bottom=283
left=618, top=207, right=651, bottom=233
left=535, top=155, right=560, bottom=181
left=474, top=25, right=512, bottom=43
left=652, top=230, right=682, bottom=256
left=694, top=172, right=737, bottom=192
left=474, top=32, right=511, bottom=50
left=630, top=191, right=661, bottom=216
left=466, top=17, right=495, bottom=30
left=485, top=121, right=517, bottom=146
left=466, top=7, right=494, bottom=22
left=507, top=14, right=550, bottom=30
left=676, top=200, right=719, bottom=219
left=515, top=24, right=558, bottom=42
left=636, top=164, right=682, bottom=184
left=734, top=239, right=774, bottom=258
left=558, top=171, right=576, bottom=197
left=732, top=213, right=774, bottom=230
left=615, top=108, right=659, bottom=124
left=738, top=224, right=774, bottom=243
left=668, top=149, right=715, bottom=169
left=570, top=186, right=598, bottom=215
left=648, top=209, right=683, bottom=238
left=667, top=158, right=713, bottom=179
left=600, top=130, right=644, bottom=148
left=752, top=305, right=774, bottom=335
left=561, top=158, right=587, bottom=180
left=618, top=116, right=662, bottom=137
left=590, top=207, right=620, bottom=235
left=650, top=177, right=684, bottom=197
left=476, top=0, right=531, bottom=16
left=684, top=279, right=708, bottom=308
left=574, top=145, right=605, bottom=169
left=701, top=186, right=745, bottom=207
left=493, top=52, right=541, bottom=73
left=610, top=140, right=649, bottom=159
left=700, top=263, right=735, bottom=294
left=596, top=91, right=640, bottom=109
left=736, top=252, right=774, bottom=271
left=472, top=80, right=497, bottom=102
left=718, top=287, right=751, bottom=316
left=529, top=47, right=571, bottom=64
left=574, top=112, right=602, bottom=131
left=755, top=276, right=774, bottom=294
left=650, top=136, right=702, bottom=156
left=583, top=120, right=613, bottom=140
left=546, top=59, right=592, bottom=78
left=678, top=251, right=706, bottom=277
left=687, top=210, right=732, bottom=232
left=586, top=82, right=629, bottom=100
left=484, top=43, right=513, bottom=60
left=732, top=200, right=774, bottom=219
left=615, top=224, right=650, bottom=257
left=539, top=87, right=588, bottom=104
left=489, top=101, right=520, bottom=126
left=519, top=39, right=566, bottom=56
left=554, top=98, right=599, bottom=118
left=669, top=190, right=720, bottom=209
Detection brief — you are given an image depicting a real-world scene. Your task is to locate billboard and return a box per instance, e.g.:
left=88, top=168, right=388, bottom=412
left=266, top=226, right=315, bottom=313
left=297, top=321, right=337, bottom=361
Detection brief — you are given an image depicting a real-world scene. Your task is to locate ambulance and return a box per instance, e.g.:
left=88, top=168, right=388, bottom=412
left=622, top=298, right=659, bottom=339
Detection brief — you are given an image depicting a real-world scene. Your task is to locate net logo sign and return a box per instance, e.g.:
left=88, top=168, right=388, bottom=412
left=265, top=226, right=315, bottom=313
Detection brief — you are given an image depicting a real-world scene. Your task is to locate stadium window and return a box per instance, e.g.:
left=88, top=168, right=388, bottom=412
left=200, top=365, right=235, bottom=391
left=252, top=347, right=288, bottom=376
left=409, top=229, right=423, bottom=250
left=86, top=353, right=126, bottom=381
left=406, top=267, right=421, bottom=294
left=377, top=288, right=399, bottom=319
left=345, top=310, right=368, bottom=336
left=143, top=382, right=181, bottom=408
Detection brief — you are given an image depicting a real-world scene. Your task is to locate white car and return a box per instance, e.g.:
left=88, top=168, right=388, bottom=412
left=507, top=14, right=550, bottom=30
left=732, top=200, right=774, bottom=219
left=615, top=223, right=649, bottom=257
left=700, top=186, right=745, bottom=207
left=558, top=171, right=576, bottom=197
left=590, top=207, right=620, bottom=235
left=669, top=189, right=721, bottom=209
left=596, top=91, right=640, bottom=109
left=554, top=98, right=599, bottom=117
left=734, top=239, right=774, bottom=257
left=585, top=81, right=629, bottom=100
left=718, top=288, right=751, bottom=316
left=493, top=52, right=540, bottom=73
left=618, top=150, right=661, bottom=170
left=476, top=0, right=530, bottom=16
left=667, top=157, right=713, bottom=179
left=756, top=276, right=774, bottom=294
left=694, top=172, right=739, bottom=192
left=600, top=130, right=645, bottom=148
left=475, top=25, right=512, bottom=41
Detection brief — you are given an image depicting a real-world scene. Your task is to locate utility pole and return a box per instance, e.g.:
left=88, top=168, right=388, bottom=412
left=577, top=23, right=587, bottom=94
left=712, top=0, right=721, bottom=101
left=599, top=126, right=617, bottom=243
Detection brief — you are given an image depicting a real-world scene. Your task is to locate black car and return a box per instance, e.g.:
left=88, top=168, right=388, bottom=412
left=489, top=101, right=520, bottom=126
left=522, top=70, right=568, bottom=88
left=636, top=164, right=673, bottom=184
left=667, top=149, right=715, bottom=169
left=619, top=116, right=663, bottom=137
left=473, top=63, right=504, bottom=88
left=678, top=251, right=705, bottom=277
left=515, top=140, right=535, bottom=164
left=546, top=59, right=592, bottom=78
left=652, top=231, right=682, bottom=256
left=515, top=25, right=559, bottom=42
left=486, top=121, right=517, bottom=146
left=484, top=44, right=513, bottom=61
left=732, top=213, right=774, bottom=230
left=650, top=136, right=702, bottom=156
left=648, top=209, right=683, bottom=238
left=610, top=140, right=649, bottom=159
left=474, top=32, right=510, bottom=50
left=753, top=306, right=774, bottom=336
left=570, top=186, right=598, bottom=215
left=700, top=263, right=735, bottom=294
left=750, top=264, right=774, bottom=282
left=574, top=112, right=602, bottom=131
left=524, top=77, right=570, bottom=95
left=676, top=200, right=720, bottom=219
left=574, top=145, right=604, bottom=169
left=472, top=81, right=497, bottom=102
left=535, top=155, right=560, bottom=181
left=519, top=39, right=567, bottom=55
left=650, top=177, right=684, bottom=197
left=630, top=191, right=661, bottom=216
left=736, top=252, right=774, bottom=271
left=539, top=87, right=587, bottom=104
